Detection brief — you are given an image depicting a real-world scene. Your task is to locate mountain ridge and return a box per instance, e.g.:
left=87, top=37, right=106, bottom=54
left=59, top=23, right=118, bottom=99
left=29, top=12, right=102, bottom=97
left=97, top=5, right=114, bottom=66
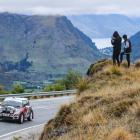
left=68, top=14, right=140, bottom=38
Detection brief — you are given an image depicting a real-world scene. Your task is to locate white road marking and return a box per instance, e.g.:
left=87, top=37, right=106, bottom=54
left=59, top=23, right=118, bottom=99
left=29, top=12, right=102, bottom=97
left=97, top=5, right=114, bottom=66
left=0, top=123, right=45, bottom=139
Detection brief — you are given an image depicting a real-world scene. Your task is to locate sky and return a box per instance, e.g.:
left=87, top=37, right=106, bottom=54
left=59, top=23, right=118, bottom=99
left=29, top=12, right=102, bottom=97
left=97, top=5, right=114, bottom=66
left=0, top=0, right=140, bottom=16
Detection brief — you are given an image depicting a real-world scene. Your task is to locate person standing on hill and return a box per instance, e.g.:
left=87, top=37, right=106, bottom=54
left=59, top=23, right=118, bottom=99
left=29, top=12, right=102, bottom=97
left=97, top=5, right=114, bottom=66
left=120, top=35, right=132, bottom=68
left=111, top=31, right=122, bottom=66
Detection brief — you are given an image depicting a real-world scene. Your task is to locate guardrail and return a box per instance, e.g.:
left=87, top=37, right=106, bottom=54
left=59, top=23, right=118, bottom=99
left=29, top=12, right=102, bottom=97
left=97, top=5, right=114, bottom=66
left=0, top=90, right=77, bottom=99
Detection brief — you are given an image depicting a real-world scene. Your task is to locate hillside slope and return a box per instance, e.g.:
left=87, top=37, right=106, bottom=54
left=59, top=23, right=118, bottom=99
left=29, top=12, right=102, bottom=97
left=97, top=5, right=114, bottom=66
left=40, top=60, right=140, bottom=140
left=0, top=13, right=103, bottom=87
left=68, top=14, right=140, bottom=38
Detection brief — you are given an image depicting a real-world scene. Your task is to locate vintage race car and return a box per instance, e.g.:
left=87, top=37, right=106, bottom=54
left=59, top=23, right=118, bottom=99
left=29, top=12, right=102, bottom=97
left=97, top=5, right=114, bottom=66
left=0, top=97, right=34, bottom=124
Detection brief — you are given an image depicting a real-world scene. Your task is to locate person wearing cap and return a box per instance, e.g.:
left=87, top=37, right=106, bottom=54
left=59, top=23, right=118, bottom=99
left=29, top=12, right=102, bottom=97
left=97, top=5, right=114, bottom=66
left=120, top=35, right=132, bottom=68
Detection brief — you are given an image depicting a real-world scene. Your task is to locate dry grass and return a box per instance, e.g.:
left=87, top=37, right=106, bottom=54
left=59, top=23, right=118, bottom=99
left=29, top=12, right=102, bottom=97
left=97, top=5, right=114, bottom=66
left=87, top=59, right=112, bottom=76
left=76, top=79, right=89, bottom=93
left=40, top=60, right=140, bottom=140
left=109, top=66, right=122, bottom=76
left=107, top=128, right=135, bottom=140
left=81, top=109, right=107, bottom=127
left=121, top=61, right=129, bottom=68
left=135, top=60, right=140, bottom=68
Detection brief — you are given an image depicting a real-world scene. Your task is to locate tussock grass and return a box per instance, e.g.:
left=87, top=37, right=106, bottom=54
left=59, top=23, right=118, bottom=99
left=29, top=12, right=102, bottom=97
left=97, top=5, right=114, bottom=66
left=76, top=79, right=89, bottom=93
left=135, top=60, right=140, bottom=68
left=109, top=66, right=122, bottom=76
left=107, top=128, right=135, bottom=140
left=81, top=109, right=107, bottom=126
left=87, top=59, right=111, bottom=76
left=121, top=61, right=129, bottom=68
left=40, top=60, right=140, bottom=140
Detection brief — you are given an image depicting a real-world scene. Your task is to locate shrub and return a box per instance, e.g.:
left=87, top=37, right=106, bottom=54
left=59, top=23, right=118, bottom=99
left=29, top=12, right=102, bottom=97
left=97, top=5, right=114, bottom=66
left=0, top=90, right=10, bottom=94
left=76, top=79, right=89, bottom=93
left=44, top=84, right=65, bottom=92
left=135, top=60, right=140, bottom=68
left=44, top=85, right=54, bottom=92
left=0, top=85, right=9, bottom=94
left=62, top=70, right=82, bottom=89
left=11, top=84, right=25, bottom=94
left=46, top=70, right=82, bottom=91
left=54, top=84, right=65, bottom=91
left=13, top=136, right=22, bottom=140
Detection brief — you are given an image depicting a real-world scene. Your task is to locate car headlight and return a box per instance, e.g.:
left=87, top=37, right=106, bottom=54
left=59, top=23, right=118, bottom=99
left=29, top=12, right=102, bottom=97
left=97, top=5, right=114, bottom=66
left=10, top=109, right=15, bottom=114
left=14, top=109, right=20, bottom=114
left=0, top=107, right=2, bottom=113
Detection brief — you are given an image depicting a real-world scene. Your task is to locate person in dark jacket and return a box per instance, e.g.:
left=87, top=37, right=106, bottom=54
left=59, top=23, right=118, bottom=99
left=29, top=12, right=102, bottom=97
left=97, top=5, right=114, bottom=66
left=120, top=35, right=132, bottom=68
left=111, top=31, right=122, bottom=66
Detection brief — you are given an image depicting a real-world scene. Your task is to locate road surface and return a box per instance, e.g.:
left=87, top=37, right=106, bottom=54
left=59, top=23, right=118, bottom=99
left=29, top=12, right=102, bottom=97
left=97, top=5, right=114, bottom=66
left=0, top=96, right=74, bottom=140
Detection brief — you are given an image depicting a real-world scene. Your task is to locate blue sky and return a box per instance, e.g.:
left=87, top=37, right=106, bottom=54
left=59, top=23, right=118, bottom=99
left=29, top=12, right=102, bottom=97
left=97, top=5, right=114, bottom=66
left=0, top=0, right=139, bottom=16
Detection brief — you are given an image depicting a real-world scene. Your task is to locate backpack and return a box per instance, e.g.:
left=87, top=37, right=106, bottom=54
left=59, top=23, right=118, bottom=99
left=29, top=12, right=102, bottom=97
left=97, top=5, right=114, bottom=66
left=125, top=40, right=132, bottom=53
left=128, top=40, right=132, bottom=52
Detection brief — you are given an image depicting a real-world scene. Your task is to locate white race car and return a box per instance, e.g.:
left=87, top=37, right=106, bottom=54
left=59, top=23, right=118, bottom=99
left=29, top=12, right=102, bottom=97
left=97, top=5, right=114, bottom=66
left=0, top=97, right=34, bottom=124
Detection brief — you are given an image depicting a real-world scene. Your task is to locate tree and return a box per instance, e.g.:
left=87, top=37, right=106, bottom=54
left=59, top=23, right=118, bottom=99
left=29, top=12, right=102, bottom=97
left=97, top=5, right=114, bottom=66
left=12, top=84, right=25, bottom=94
left=62, top=70, right=82, bottom=89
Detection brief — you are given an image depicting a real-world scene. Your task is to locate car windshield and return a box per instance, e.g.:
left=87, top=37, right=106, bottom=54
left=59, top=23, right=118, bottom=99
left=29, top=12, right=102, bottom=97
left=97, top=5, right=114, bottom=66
left=2, top=100, right=22, bottom=108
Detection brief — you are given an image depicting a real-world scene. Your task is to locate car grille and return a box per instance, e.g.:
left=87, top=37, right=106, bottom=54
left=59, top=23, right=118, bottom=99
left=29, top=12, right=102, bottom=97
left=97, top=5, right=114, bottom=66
left=2, top=107, right=11, bottom=113
left=2, top=110, right=10, bottom=113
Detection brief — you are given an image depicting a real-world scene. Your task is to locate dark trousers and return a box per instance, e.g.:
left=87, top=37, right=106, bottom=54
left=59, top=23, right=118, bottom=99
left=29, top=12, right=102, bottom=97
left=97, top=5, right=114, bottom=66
left=113, top=50, right=120, bottom=66
left=120, top=52, right=130, bottom=67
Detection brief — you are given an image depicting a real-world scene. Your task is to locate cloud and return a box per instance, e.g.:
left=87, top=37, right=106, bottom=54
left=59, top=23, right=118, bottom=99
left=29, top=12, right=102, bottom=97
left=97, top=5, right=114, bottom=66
left=0, top=0, right=139, bottom=16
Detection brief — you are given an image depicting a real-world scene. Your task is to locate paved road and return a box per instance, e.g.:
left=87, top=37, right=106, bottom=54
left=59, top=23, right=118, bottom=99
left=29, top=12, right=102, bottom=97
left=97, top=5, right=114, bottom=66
left=0, top=96, right=74, bottom=140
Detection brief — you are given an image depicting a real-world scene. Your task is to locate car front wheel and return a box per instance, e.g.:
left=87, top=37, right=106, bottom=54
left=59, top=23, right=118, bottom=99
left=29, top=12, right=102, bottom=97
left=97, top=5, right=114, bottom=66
left=28, top=111, right=33, bottom=121
left=18, top=113, right=24, bottom=124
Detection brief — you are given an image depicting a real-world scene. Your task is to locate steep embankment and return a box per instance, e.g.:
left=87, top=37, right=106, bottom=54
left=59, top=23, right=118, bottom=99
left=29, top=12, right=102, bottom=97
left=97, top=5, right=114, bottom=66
left=40, top=60, right=140, bottom=140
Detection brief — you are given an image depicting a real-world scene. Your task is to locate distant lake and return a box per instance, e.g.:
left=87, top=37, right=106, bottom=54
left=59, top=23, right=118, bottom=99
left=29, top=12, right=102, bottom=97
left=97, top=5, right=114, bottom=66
left=92, top=38, right=111, bottom=49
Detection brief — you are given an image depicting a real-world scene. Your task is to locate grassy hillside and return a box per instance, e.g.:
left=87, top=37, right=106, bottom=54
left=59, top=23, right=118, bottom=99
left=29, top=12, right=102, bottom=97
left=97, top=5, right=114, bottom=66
left=40, top=59, right=140, bottom=140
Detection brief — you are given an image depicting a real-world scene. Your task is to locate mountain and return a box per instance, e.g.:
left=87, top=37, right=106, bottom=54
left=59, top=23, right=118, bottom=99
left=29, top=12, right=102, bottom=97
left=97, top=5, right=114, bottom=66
left=68, top=14, right=140, bottom=38
left=0, top=12, right=102, bottom=88
left=130, top=31, right=140, bottom=60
